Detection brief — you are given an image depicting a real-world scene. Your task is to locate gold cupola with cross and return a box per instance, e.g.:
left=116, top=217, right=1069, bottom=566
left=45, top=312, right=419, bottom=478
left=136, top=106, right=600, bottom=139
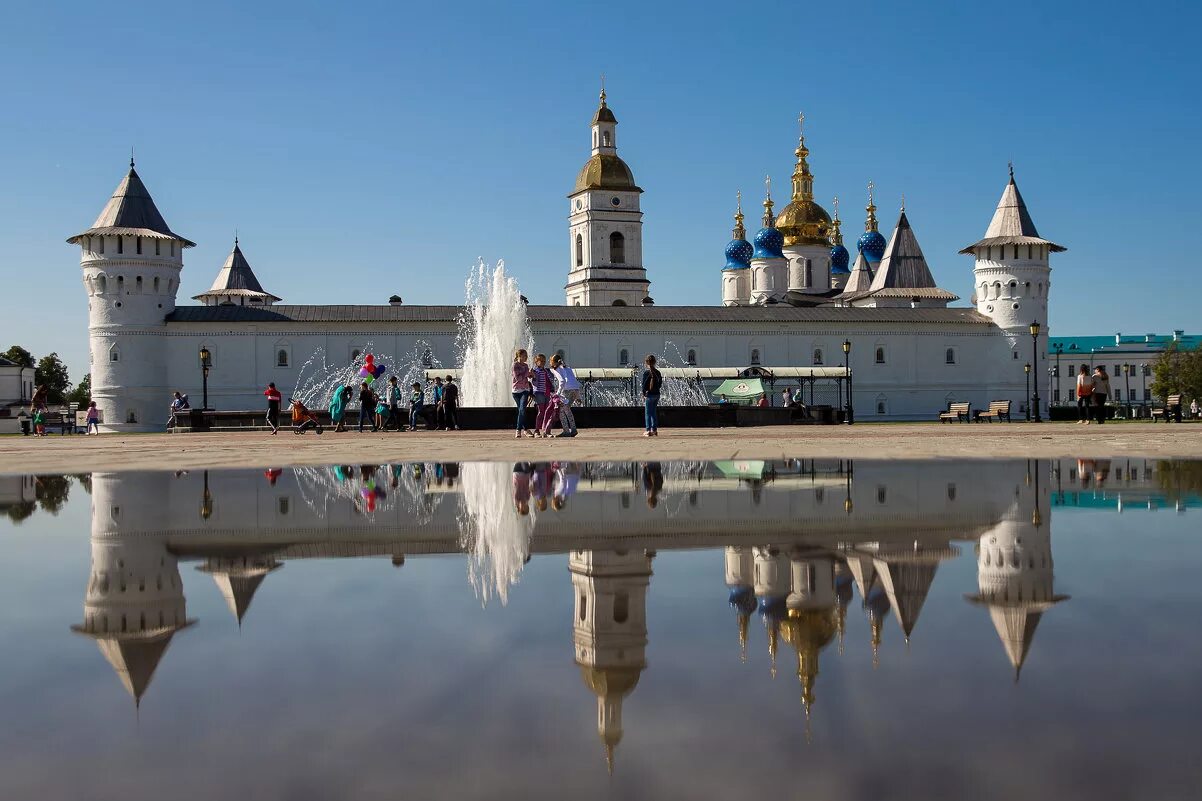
left=773, top=114, right=832, bottom=248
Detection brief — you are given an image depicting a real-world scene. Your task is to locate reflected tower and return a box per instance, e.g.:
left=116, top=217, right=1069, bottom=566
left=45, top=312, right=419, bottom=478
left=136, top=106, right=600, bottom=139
left=725, top=546, right=756, bottom=660
left=71, top=473, right=195, bottom=706
left=780, top=548, right=839, bottom=721
left=196, top=555, right=282, bottom=625
left=753, top=546, right=790, bottom=677
left=967, top=461, right=1068, bottom=679
left=571, top=549, right=653, bottom=773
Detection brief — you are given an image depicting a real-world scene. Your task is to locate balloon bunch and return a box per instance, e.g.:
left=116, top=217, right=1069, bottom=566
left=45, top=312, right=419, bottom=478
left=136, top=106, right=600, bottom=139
left=357, top=353, right=387, bottom=384
left=359, top=478, right=386, bottom=513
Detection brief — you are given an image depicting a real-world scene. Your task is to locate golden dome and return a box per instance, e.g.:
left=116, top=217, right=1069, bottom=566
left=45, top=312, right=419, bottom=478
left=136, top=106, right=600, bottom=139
left=780, top=607, right=838, bottom=652
left=775, top=198, right=831, bottom=247
left=573, top=154, right=641, bottom=194
left=579, top=664, right=643, bottom=696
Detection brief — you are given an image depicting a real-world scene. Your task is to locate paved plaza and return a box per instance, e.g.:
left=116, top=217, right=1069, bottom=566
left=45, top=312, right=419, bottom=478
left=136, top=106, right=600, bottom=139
left=2, top=422, right=1198, bottom=474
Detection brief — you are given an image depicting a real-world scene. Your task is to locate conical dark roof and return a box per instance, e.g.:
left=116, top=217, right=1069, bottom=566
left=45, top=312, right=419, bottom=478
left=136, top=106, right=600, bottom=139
left=960, top=171, right=1065, bottom=253
left=193, top=240, right=281, bottom=303
left=869, top=211, right=937, bottom=292
left=67, top=163, right=194, bottom=246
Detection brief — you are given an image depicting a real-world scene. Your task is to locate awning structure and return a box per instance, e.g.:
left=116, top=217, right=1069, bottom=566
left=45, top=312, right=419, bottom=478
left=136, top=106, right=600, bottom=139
left=426, top=367, right=635, bottom=381
left=712, top=378, right=766, bottom=399
left=712, top=460, right=768, bottom=479
left=660, top=366, right=849, bottom=379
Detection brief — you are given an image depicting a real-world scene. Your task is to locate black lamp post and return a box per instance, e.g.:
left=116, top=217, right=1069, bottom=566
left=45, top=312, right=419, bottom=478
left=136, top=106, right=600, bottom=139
left=842, top=339, right=853, bottom=425
left=1024, top=362, right=1031, bottom=421
left=199, top=346, right=212, bottom=411
left=1029, top=321, right=1042, bottom=422
left=1122, top=363, right=1132, bottom=417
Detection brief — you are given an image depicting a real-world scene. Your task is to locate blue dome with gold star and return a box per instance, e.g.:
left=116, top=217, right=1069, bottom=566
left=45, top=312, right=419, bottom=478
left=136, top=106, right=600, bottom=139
left=724, top=237, right=753, bottom=270
left=857, top=230, right=886, bottom=262
left=753, top=226, right=785, bottom=259
left=830, top=242, right=851, bottom=274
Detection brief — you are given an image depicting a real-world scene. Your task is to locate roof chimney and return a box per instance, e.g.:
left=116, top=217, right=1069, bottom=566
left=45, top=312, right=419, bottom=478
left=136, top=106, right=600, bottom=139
left=1115, top=332, right=1122, bottom=345
left=1174, top=329, right=1184, bottom=341
left=388, top=295, right=402, bottom=306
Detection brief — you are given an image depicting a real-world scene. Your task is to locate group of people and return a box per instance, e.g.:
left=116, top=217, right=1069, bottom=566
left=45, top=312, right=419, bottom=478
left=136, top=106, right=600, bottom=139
left=1074, top=365, right=1114, bottom=424
left=22, top=385, right=100, bottom=436
left=321, top=375, right=460, bottom=434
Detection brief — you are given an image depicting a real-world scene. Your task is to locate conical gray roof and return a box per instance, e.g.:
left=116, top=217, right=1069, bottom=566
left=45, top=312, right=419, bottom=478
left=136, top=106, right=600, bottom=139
left=193, top=240, right=281, bottom=304
left=868, top=211, right=938, bottom=292
left=67, top=163, right=194, bottom=246
left=960, top=171, right=1065, bottom=253
left=840, top=251, right=874, bottom=296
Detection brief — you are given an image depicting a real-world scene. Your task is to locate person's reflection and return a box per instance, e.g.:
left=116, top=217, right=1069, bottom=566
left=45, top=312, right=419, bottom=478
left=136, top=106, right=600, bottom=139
left=533, top=463, right=554, bottom=513
left=512, top=462, right=533, bottom=516
left=642, top=462, right=663, bottom=509
left=552, top=462, right=579, bottom=511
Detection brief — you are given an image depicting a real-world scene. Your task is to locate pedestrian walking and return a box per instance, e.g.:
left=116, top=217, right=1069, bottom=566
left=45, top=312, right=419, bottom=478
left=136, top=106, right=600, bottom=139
left=512, top=349, right=533, bottom=438
left=408, top=382, right=425, bottom=430
left=85, top=401, right=100, bottom=435
left=1091, top=366, right=1111, bottom=425
left=642, top=354, right=662, bottom=437
left=531, top=354, right=555, bottom=437
left=550, top=354, right=580, bottom=437
left=330, top=385, right=353, bottom=432
left=358, top=381, right=377, bottom=432
left=442, top=375, right=460, bottom=430
left=264, top=382, right=282, bottom=434
left=1075, top=365, right=1094, bottom=424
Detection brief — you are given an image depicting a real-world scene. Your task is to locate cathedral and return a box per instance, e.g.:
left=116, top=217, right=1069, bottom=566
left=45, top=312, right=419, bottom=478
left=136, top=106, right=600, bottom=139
left=69, top=90, right=1064, bottom=431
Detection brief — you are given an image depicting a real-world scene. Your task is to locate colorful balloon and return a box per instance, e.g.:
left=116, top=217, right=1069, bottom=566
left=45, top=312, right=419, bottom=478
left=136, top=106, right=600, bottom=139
left=364, top=374, right=375, bottom=385
left=358, top=366, right=370, bottom=378
left=373, top=364, right=386, bottom=378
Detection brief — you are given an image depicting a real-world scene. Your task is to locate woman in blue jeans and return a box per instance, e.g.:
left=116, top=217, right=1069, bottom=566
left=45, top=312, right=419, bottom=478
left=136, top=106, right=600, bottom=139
left=642, top=354, right=662, bottom=436
left=512, top=348, right=533, bottom=438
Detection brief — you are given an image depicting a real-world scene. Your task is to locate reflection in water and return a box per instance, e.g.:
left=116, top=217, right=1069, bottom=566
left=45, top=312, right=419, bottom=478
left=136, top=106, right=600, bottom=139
left=8, top=458, right=1192, bottom=776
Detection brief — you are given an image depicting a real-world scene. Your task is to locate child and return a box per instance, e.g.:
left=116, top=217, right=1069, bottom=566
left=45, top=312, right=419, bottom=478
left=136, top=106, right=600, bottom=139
left=531, top=353, right=554, bottom=437
left=85, top=401, right=100, bottom=435
left=409, top=382, right=425, bottom=431
left=512, top=349, right=532, bottom=438
left=549, top=354, right=579, bottom=437
left=374, top=394, right=388, bottom=431
left=290, top=398, right=323, bottom=434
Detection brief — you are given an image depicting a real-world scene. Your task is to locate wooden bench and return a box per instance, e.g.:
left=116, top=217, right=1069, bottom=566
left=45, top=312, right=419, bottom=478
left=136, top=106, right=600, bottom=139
left=938, top=402, right=971, bottom=423
left=1150, top=394, right=1183, bottom=422
left=977, top=400, right=1012, bottom=423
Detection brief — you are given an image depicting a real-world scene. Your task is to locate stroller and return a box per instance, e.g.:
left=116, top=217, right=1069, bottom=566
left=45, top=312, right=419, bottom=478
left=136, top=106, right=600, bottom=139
left=290, top=399, right=324, bottom=434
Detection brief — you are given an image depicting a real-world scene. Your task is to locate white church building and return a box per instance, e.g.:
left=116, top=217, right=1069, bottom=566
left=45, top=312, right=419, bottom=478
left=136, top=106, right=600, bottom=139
left=69, top=92, right=1064, bottom=431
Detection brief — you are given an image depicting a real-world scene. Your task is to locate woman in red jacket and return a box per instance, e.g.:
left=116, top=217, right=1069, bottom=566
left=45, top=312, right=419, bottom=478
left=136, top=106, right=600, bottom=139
left=264, top=382, right=282, bottom=434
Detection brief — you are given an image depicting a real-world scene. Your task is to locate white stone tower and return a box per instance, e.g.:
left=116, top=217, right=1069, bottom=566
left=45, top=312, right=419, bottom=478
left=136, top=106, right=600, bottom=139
left=773, top=115, right=832, bottom=298
left=720, top=194, right=753, bottom=306
left=565, top=88, right=651, bottom=307
left=966, top=461, right=1068, bottom=680
left=570, top=548, right=653, bottom=773
left=68, top=160, right=194, bottom=432
left=748, top=184, right=787, bottom=305
left=962, top=166, right=1066, bottom=354
left=71, top=472, right=195, bottom=706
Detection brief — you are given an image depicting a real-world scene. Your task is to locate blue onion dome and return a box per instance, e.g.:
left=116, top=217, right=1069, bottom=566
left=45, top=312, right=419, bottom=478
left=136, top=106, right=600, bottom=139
left=723, top=195, right=753, bottom=269
left=857, top=230, right=886, bottom=262
left=829, top=198, right=851, bottom=273
left=751, top=190, right=785, bottom=259
left=729, top=586, right=756, bottom=614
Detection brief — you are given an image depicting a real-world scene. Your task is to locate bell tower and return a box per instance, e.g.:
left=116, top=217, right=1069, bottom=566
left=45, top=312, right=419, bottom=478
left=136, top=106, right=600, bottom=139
left=67, top=159, right=194, bottom=432
left=566, top=87, right=651, bottom=307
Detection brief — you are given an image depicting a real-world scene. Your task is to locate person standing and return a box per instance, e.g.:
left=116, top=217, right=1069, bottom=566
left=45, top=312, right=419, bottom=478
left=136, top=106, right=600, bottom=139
left=358, top=381, right=377, bottom=432
left=550, top=354, right=579, bottom=437
left=1075, top=365, right=1094, bottom=424
left=408, top=382, right=425, bottom=431
left=85, top=401, right=100, bottom=435
left=531, top=354, right=554, bottom=437
left=1191, top=398, right=1200, bottom=420
left=512, top=349, right=533, bottom=438
left=264, top=382, right=282, bottom=434
left=331, top=385, right=353, bottom=432
left=642, top=354, right=662, bottom=437
left=1091, top=366, right=1111, bottom=425
left=385, top=376, right=403, bottom=431
left=442, top=375, right=460, bottom=430
left=431, top=376, right=446, bottom=429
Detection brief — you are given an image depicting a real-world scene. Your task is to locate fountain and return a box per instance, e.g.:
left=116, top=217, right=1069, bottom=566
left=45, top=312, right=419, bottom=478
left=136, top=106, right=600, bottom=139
left=457, top=260, right=533, bottom=407
left=458, top=461, right=534, bottom=605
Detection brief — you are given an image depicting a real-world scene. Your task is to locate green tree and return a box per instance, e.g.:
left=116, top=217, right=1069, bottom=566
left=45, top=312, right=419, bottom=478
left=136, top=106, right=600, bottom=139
left=34, top=353, right=70, bottom=404
left=2, top=501, right=36, bottom=524
left=1, top=345, right=33, bottom=368
left=34, top=475, right=71, bottom=515
left=66, top=373, right=91, bottom=406
left=1151, top=343, right=1202, bottom=403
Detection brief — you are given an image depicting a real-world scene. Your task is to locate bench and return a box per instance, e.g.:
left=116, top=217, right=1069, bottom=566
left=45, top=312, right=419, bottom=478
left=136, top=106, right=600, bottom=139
left=938, top=402, right=971, bottom=423
left=977, top=400, right=1012, bottom=423
left=1150, top=394, right=1183, bottom=423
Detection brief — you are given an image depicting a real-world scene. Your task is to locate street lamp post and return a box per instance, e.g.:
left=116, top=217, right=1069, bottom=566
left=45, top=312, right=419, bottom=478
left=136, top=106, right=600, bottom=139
left=1024, top=363, right=1031, bottom=421
left=1029, top=321, right=1042, bottom=422
left=1122, top=363, right=1132, bottom=418
left=842, top=339, right=853, bottom=425
left=199, top=346, right=212, bottom=411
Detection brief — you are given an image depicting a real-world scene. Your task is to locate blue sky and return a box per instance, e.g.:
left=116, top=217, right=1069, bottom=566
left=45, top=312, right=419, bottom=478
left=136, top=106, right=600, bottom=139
left=2, top=0, right=1198, bottom=379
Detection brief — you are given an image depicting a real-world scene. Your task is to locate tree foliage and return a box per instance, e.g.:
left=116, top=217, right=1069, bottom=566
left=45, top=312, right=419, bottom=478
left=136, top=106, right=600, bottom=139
left=34, top=353, right=70, bottom=404
left=1, top=345, right=33, bottom=368
left=34, top=476, right=71, bottom=515
left=66, top=373, right=91, bottom=406
left=1150, top=343, right=1202, bottom=403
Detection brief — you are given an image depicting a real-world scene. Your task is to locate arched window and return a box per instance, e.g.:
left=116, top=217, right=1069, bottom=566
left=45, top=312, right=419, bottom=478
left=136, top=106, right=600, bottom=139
left=276, top=349, right=289, bottom=367
left=96, top=275, right=106, bottom=293
left=155, top=239, right=161, bottom=256
left=579, top=595, right=587, bottom=622
left=117, top=237, right=123, bottom=255
left=945, top=348, right=956, bottom=364
left=686, top=349, right=697, bottom=366
left=613, top=591, right=629, bottom=623
left=170, top=241, right=175, bottom=257
left=153, top=276, right=160, bottom=293
left=876, top=486, right=887, bottom=504
left=612, top=299, right=626, bottom=306
left=750, top=348, right=761, bottom=365
left=602, top=130, right=611, bottom=147
left=136, top=236, right=142, bottom=255
left=610, top=231, right=625, bottom=264
left=575, top=233, right=583, bottom=267
left=135, top=276, right=142, bottom=294
left=813, top=349, right=823, bottom=365
left=619, top=348, right=629, bottom=366
left=97, top=236, right=104, bottom=254
left=947, top=483, right=957, bottom=501
left=110, top=349, right=120, bottom=362
left=875, top=346, right=885, bottom=364
left=117, top=276, right=124, bottom=295
left=804, top=259, right=813, bottom=288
